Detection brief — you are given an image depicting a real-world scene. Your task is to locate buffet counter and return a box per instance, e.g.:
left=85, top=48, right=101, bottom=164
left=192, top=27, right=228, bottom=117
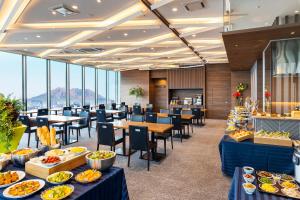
left=253, top=116, right=300, bottom=139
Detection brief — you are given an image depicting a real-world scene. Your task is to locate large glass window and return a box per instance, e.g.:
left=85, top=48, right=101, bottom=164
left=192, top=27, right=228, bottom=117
left=27, top=56, right=47, bottom=110
left=50, top=61, right=66, bottom=108
left=0, top=52, right=22, bottom=99
left=98, top=69, right=107, bottom=104
left=70, top=64, right=82, bottom=107
left=84, top=67, right=95, bottom=105
left=108, top=71, right=116, bottom=104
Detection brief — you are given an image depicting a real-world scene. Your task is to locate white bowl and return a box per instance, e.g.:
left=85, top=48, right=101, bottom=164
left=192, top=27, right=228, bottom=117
left=243, top=166, right=254, bottom=174
left=243, top=174, right=255, bottom=183
left=243, top=183, right=256, bottom=195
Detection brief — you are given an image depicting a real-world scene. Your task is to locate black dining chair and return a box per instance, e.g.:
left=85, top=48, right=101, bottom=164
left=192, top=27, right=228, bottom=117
left=128, top=125, right=157, bottom=171
left=68, top=111, right=91, bottom=141
left=111, top=103, right=117, bottom=110
left=146, top=104, right=153, bottom=113
left=63, top=106, right=72, bottom=111
left=173, top=107, right=182, bottom=115
left=132, top=105, right=142, bottom=115
left=191, top=108, right=201, bottom=125
left=96, top=122, right=124, bottom=151
left=83, top=105, right=90, bottom=111
left=37, top=108, right=48, bottom=116
left=155, top=117, right=173, bottom=155
left=120, top=102, right=126, bottom=107
left=19, top=115, right=37, bottom=147
left=181, top=109, right=193, bottom=134
left=131, top=115, right=144, bottom=122
left=145, top=112, right=157, bottom=123
left=96, top=109, right=113, bottom=123
left=99, top=104, right=106, bottom=109
left=169, top=114, right=185, bottom=142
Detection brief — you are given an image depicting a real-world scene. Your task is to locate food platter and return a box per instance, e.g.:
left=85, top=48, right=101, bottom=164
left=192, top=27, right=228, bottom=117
left=0, top=171, right=26, bottom=188
left=66, top=147, right=87, bottom=156
left=40, top=184, right=74, bottom=200
left=46, top=171, right=73, bottom=185
left=75, top=169, right=102, bottom=183
left=3, top=179, right=45, bottom=199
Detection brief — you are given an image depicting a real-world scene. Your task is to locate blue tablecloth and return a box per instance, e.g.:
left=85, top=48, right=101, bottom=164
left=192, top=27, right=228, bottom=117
left=219, top=135, right=294, bottom=177
left=0, top=165, right=129, bottom=200
left=229, top=167, right=292, bottom=200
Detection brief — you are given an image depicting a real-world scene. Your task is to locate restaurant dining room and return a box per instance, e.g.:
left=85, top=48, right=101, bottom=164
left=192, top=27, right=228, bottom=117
left=1, top=0, right=300, bottom=199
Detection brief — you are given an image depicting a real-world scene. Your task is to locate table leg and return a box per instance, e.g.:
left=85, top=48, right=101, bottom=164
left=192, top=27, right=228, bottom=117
left=64, top=123, right=68, bottom=145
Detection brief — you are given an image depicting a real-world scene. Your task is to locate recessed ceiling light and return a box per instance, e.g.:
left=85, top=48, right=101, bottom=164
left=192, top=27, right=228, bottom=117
left=295, top=10, right=299, bottom=13
left=51, top=11, right=57, bottom=15
left=291, top=31, right=296, bottom=35
left=234, top=44, right=238, bottom=47
left=192, top=34, right=196, bottom=37
left=71, top=5, right=79, bottom=10
left=172, top=7, right=178, bottom=12
left=96, top=0, right=102, bottom=3
left=123, top=33, right=128, bottom=36
left=143, top=30, right=146, bottom=33
left=151, top=47, right=154, bottom=50
left=24, top=37, right=28, bottom=40
left=36, top=35, right=41, bottom=38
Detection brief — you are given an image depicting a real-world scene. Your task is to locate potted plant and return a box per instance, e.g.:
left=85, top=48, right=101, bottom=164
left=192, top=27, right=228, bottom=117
left=0, top=94, right=26, bottom=153
left=129, top=86, right=144, bottom=103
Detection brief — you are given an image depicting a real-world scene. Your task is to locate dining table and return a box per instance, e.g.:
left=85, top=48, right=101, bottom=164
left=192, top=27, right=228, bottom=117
left=112, top=120, right=173, bottom=161
left=30, top=115, right=83, bottom=145
left=49, top=108, right=62, bottom=115
left=20, top=110, right=38, bottom=117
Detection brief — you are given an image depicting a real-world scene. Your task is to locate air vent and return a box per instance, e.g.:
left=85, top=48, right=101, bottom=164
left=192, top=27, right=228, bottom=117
left=77, top=48, right=105, bottom=53
left=50, top=4, right=79, bottom=16
left=184, top=0, right=205, bottom=12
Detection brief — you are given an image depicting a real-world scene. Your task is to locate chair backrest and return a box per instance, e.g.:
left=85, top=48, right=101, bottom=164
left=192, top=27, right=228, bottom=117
left=129, top=125, right=149, bottom=151
left=169, top=114, right=182, bottom=129
left=36, top=117, right=49, bottom=128
left=111, top=103, right=117, bottom=110
left=96, top=109, right=107, bottom=122
left=160, top=109, right=170, bottom=114
left=157, top=117, right=172, bottom=124
left=63, top=110, right=73, bottom=116
left=63, top=106, right=72, bottom=111
left=182, top=109, right=192, bottom=115
left=131, top=115, right=144, bottom=122
left=83, top=105, right=90, bottom=111
left=191, top=108, right=201, bottom=118
left=37, top=108, right=48, bottom=116
left=19, top=115, right=31, bottom=132
left=173, top=107, right=182, bottom=115
left=97, top=122, right=114, bottom=146
left=99, top=104, right=105, bottom=109
left=146, top=104, right=153, bottom=112
left=132, top=105, right=142, bottom=115
left=79, top=111, right=90, bottom=126
left=145, top=112, right=157, bottom=123
left=121, top=102, right=126, bottom=106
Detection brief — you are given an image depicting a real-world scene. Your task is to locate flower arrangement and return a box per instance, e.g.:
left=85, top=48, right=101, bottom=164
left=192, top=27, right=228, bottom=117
left=265, top=90, right=271, bottom=98
left=236, top=83, right=248, bottom=93
left=232, top=91, right=241, bottom=98
left=129, top=86, right=144, bottom=99
left=233, top=83, right=248, bottom=106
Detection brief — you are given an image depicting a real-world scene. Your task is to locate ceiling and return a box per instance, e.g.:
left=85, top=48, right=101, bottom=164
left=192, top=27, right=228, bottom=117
left=0, top=0, right=298, bottom=71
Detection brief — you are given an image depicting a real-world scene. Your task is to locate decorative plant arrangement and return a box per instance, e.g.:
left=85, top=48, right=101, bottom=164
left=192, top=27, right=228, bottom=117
left=265, top=89, right=271, bottom=113
left=0, top=93, right=25, bottom=153
left=129, top=86, right=144, bottom=102
left=233, top=83, right=248, bottom=106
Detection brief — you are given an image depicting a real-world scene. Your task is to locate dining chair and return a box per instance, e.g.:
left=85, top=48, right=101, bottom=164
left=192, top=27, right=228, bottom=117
left=18, top=115, right=37, bottom=147
left=169, top=114, right=185, bottom=142
left=181, top=109, right=193, bottom=134
left=113, top=109, right=127, bottom=120
left=63, top=106, right=72, bottom=111
left=132, top=105, right=142, bottom=115
left=37, top=108, right=48, bottom=116
left=145, top=112, right=157, bottom=123
left=173, top=107, right=182, bottom=115
left=146, top=104, right=153, bottom=113
left=155, top=117, right=173, bottom=155
left=131, top=115, right=144, bottom=122
left=83, top=105, right=90, bottom=111
left=68, top=111, right=91, bottom=141
left=96, top=122, right=124, bottom=151
left=96, top=109, right=113, bottom=123
left=99, top=104, right=106, bottom=109
left=128, top=125, right=156, bottom=171
left=121, top=102, right=126, bottom=107
left=111, top=103, right=117, bottom=110
left=160, top=109, right=170, bottom=114
left=191, top=108, right=201, bottom=125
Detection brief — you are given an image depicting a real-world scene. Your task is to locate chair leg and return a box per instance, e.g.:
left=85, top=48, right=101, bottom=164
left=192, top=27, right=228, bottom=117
left=79, top=129, right=81, bottom=136
left=164, top=139, right=166, bottom=156
left=140, top=150, right=143, bottom=158
left=88, top=127, right=91, bottom=138
left=171, top=134, right=173, bottom=149
left=180, top=130, right=183, bottom=143
left=147, top=148, right=150, bottom=171
left=27, top=133, right=31, bottom=147
left=110, top=146, right=113, bottom=151
left=76, top=130, right=79, bottom=141
left=97, top=144, right=99, bottom=151
left=127, top=148, right=131, bottom=167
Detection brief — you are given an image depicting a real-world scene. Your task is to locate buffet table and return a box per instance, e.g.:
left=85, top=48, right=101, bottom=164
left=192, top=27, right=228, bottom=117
left=228, top=167, right=292, bottom=200
left=219, top=135, right=294, bottom=177
left=0, top=165, right=129, bottom=200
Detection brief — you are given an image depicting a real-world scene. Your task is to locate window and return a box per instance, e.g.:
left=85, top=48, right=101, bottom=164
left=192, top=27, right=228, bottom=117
left=70, top=64, right=82, bottom=107
left=84, top=67, right=95, bottom=105
left=27, top=56, right=47, bottom=110
left=98, top=69, right=107, bottom=104
left=50, top=61, right=66, bottom=108
left=0, top=51, right=22, bottom=99
left=108, top=71, right=116, bottom=104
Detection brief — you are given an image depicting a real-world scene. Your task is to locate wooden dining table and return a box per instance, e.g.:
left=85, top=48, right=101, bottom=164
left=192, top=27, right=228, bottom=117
left=20, top=110, right=38, bottom=117
left=30, top=115, right=83, bottom=145
left=112, top=120, right=173, bottom=161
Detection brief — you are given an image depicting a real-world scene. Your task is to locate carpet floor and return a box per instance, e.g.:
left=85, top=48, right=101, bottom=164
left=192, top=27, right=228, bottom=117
left=19, top=119, right=231, bottom=200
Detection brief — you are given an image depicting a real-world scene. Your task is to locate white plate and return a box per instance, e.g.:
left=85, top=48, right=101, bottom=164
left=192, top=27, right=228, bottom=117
left=0, top=171, right=26, bottom=189
left=41, top=184, right=74, bottom=200
left=46, top=171, right=73, bottom=185
left=3, top=179, right=45, bottom=199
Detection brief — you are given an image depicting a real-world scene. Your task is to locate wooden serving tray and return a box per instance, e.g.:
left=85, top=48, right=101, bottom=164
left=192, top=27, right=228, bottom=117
left=254, top=137, right=292, bottom=147
left=228, top=133, right=253, bottom=142
left=25, top=152, right=89, bottom=179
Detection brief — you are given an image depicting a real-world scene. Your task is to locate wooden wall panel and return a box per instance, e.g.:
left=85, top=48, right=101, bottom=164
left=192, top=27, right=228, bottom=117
left=120, top=70, right=150, bottom=107
left=168, top=67, right=205, bottom=89
left=150, top=70, right=167, bottom=78
left=206, top=64, right=231, bottom=119
left=150, top=79, right=168, bottom=111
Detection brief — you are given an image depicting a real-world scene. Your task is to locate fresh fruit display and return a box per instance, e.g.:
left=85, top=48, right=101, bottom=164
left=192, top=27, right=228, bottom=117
left=42, top=156, right=61, bottom=165
left=45, top=149, right=66, bottom=157
left=47, top=172, right=72, bottom=184
left=37, top=126, right=58, bottom=147
left=8, top=180, right=41, bottom=196
left=13, top=148, right=34, bottom=156
left=75, top=169, right=101, bottom=183
left=260, top=183, right=278, bottom=193
left=280, top=181, right=298, bottom=189
left=41, top=185, right=74, bottom=200
left=258, top=177, right=274, bottom=184
left=88, top=151, right=115, bottom=160
left=0, top=171, right=19, bottom=185
left=255, top=130, right=290, bottom=139
left=67, top=147, right=87, bottom=154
